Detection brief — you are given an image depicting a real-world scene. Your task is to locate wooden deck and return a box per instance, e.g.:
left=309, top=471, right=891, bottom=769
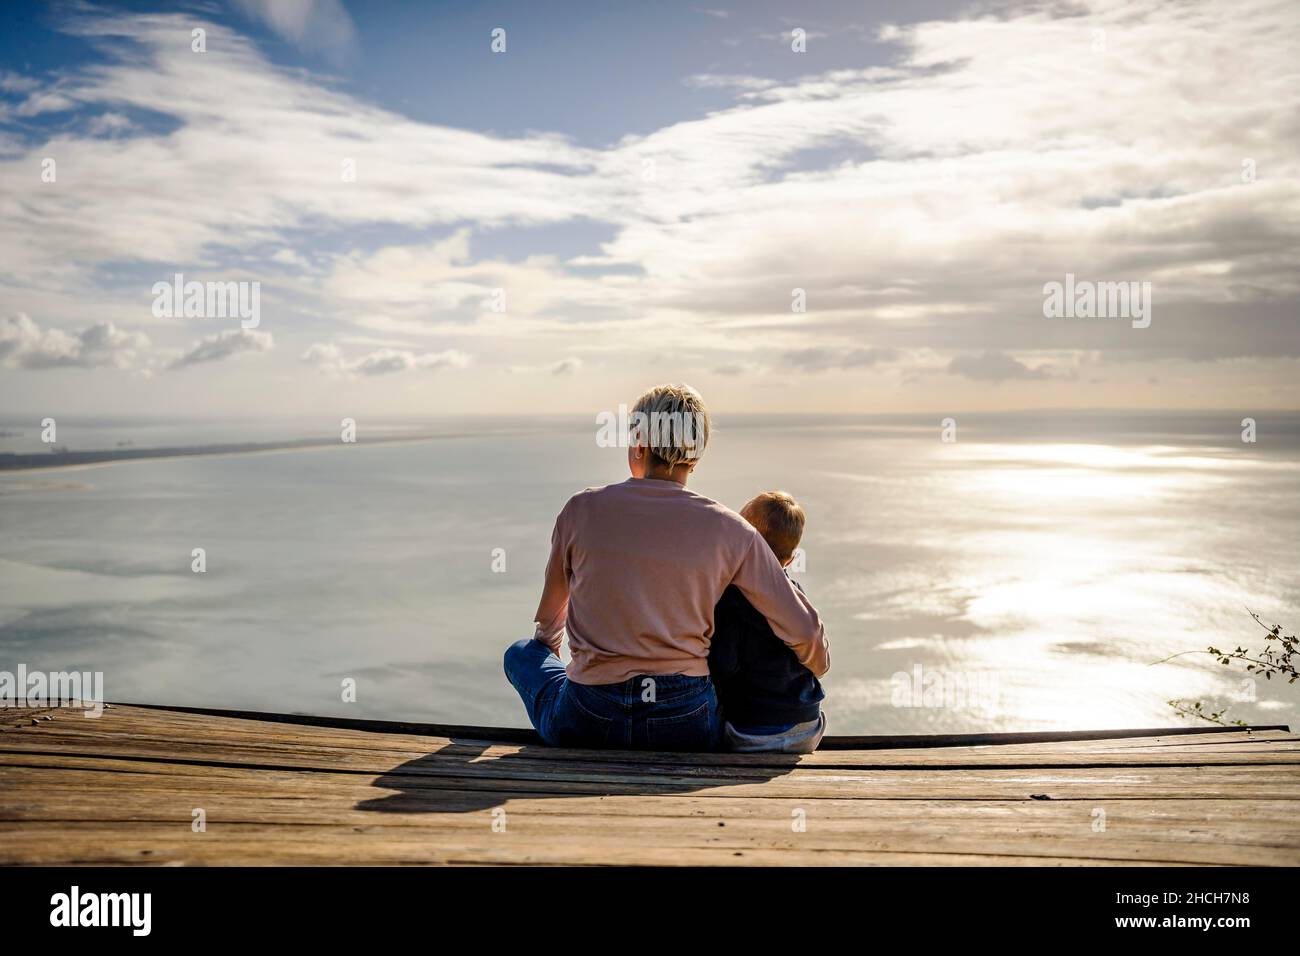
left=2, top=704, right=1298, bottom=866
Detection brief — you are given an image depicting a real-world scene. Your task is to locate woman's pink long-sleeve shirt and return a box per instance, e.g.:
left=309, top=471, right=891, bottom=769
left=532, top=477, right=829, bottom=685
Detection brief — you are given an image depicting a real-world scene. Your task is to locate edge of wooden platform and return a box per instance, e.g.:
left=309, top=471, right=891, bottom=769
left=116, top=702, right=1291, bottom=750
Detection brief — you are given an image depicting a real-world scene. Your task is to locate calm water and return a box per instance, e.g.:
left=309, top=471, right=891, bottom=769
left=1, top=412, right=1297, bottom=734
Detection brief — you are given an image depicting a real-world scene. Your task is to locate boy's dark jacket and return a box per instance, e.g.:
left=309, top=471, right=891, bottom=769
left=708, top=576, right=824, bottom=728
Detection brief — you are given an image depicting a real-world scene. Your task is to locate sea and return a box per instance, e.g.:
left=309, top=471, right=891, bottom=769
left=1, top=410, right=1297, bottom=735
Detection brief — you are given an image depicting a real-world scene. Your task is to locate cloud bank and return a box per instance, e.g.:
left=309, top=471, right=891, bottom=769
left=0, top=0, right=1296, bottom=414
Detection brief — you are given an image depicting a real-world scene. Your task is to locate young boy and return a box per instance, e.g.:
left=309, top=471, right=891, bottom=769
left=709, top=491, right=826, bottom=753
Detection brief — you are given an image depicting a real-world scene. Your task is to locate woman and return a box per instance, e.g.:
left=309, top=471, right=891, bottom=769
left=504, top=383, right=829, bottom=751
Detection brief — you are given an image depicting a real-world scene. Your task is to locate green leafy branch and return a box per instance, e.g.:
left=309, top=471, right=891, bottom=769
left=1153, top=609, right=1297, bottom=727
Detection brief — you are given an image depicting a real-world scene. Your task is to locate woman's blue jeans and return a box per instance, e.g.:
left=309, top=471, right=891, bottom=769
left=504, top=638, right=722, bottom=751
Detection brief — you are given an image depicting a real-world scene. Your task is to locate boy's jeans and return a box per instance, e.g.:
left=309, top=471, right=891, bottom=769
left=723, top=713, right=826, bottom=754
left=504, top=638, right=722, bottom=751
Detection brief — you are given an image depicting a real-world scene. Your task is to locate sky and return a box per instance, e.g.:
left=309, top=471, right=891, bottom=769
left=0, top=0, right=1297, bottom=421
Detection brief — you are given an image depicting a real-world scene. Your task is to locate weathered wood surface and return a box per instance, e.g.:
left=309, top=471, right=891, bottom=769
left=1, top=704, right=1297, bottom=866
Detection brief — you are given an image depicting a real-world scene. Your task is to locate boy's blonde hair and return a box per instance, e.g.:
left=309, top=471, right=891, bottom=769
left=740, top=491, right=805, bottom=564
left=629, top=383, right=711, bottom=467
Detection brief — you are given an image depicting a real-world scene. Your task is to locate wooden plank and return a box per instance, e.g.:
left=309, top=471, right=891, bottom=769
left=9, top=706, right=1295, bottom=768
left=5, top=750, right=1300, bottom=801
left=3, top=788, right=1294, bottom=866
left=6, top=707, right=1299, bottom=767
left=0, top=825, right=1290, bottom=866
left=7, top=776, right=1298, bottom=846
left=7, top=728, right=1300, bottom=778
left=118, top=701, right=1291, bottom=749
left=6, top=769, right=1299, bottom=824
left=0, top=826, right=1190, bottom=867
left=0, top=707, right=55, bottom=731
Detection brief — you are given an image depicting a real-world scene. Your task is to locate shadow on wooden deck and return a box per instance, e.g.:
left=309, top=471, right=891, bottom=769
left=355, top=738, right=799, bottom=814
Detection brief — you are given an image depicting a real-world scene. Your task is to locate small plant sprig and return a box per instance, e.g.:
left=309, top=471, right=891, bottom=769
left=1165, top=699, right=1245, bottom=727
left=1154, top=609, right=1297, bottom=727
left=1206, top=610, right=1299, bottom=684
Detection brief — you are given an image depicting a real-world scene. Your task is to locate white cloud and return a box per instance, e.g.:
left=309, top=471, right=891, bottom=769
left=270, top=248, right=311, bottom=270
left=86, top=112, right=132, bottom=135
left=0, top=71, right=41, bottom=94
left=0, top=12, right=605, bottom=281
left=683, top=74, right=776, bottom=92
left=579, top=0, right=1300, bottom=369
left=948, top=351, right=1051, bottom=382
left=300, top=341, right=342, bottom=366
left=15, top=91, right=77, bottom=117
left=784, top=347, right=899, bottom=372
left=302, top=342, right=470, bottom=376
left=232, top=0, right=357, bottom=63
left=0, top=313, right=149, bottom=370
left=169, top=329, right=273, bottom=369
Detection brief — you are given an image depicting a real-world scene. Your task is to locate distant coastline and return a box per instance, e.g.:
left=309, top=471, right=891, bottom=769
left=0, top=433, right=469, bottom=473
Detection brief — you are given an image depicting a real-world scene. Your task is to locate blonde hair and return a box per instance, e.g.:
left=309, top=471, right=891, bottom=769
left=740, top=491, right=805, bottom=564
left=629, top=383, right=711, bottom=467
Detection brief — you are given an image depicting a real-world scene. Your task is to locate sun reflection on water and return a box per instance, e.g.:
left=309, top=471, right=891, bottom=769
left=817, top=436, right=1299, bottom=733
